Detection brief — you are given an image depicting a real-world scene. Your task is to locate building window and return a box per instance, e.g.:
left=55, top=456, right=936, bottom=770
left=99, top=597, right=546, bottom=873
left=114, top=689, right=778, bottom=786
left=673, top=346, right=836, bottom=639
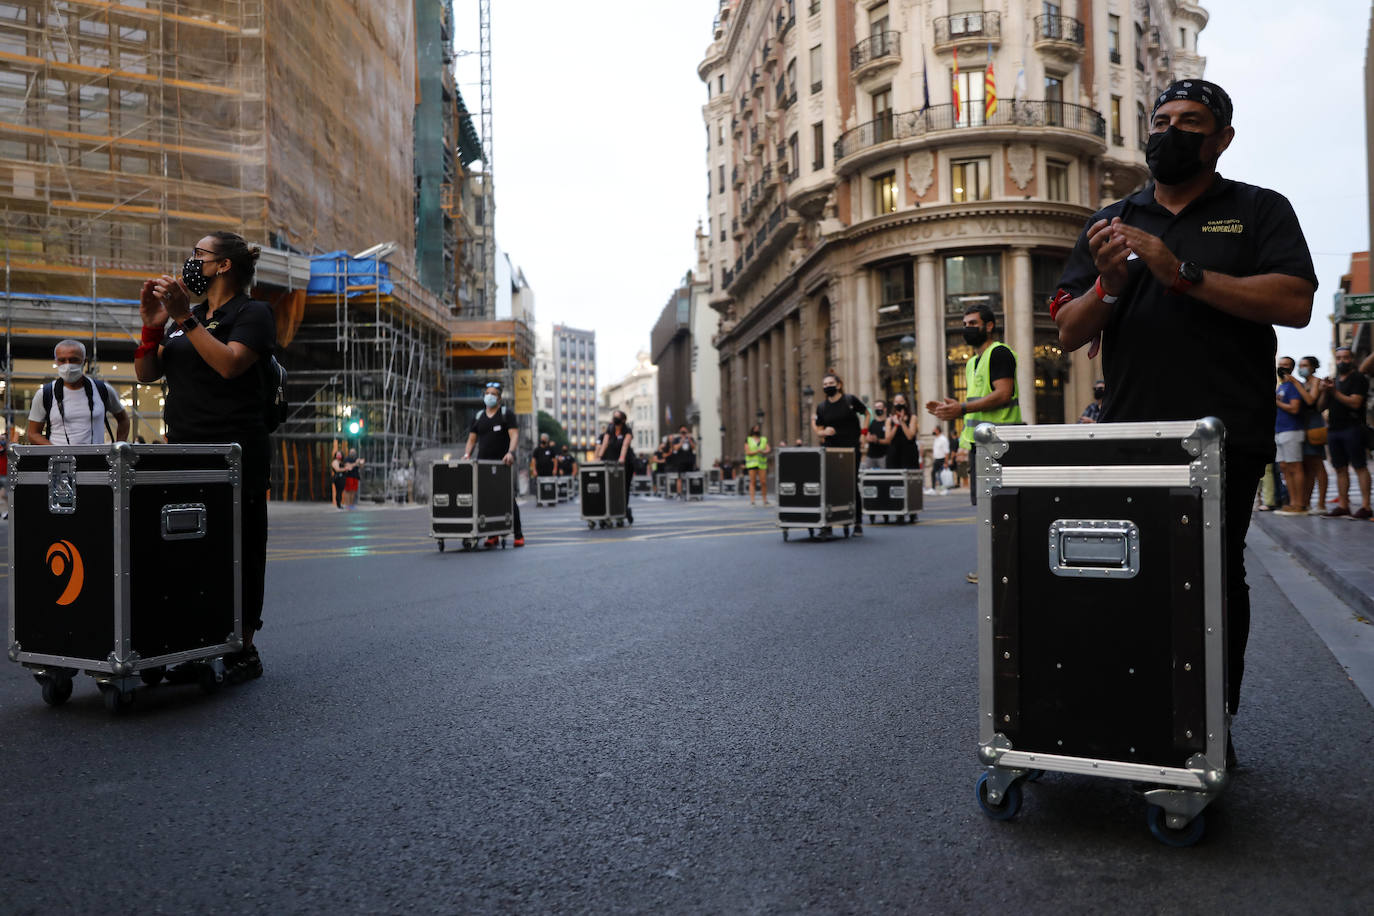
left=1046, top=159, right=1069, bottom=202
left=1108, top=14, right=1121, bottom=63
left=786, top=58, right=797, bottom=97
left=1180, top=27, right=1187, bottom=50
left=944, top=253, right=1002, bottom=316
left=718, top=164, right=725, bottom=193
left=953, top=68, right=986, bottom=125
left=718, top=120, right=724, bottom=145
left=871, top=87, right=893, bottom=141
left=1136, top=102, right=1148, bottom=150
left=788, top=132, right=799, bottom=177
left=1110, top=96, right=1122, bottom=145
left=873, top=171, right=897, bottom=214
left=809, top=45, right=822, bottom=94
left=1044, top=74, right=1064, bottom=126
left=950, top=157, right=990, bottom=202
left=719, top=212, right=726, bottom=242
left=812, top=122, right=824, bottom=170
left=719, top=74, right=725, bottom=93
left=1134, top=23, right=1145, bottom=71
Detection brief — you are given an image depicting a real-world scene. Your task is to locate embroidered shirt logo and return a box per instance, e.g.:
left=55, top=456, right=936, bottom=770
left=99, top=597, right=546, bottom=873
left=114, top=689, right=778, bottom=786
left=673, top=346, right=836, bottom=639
left=1201, top=219, right=1244, bottom=235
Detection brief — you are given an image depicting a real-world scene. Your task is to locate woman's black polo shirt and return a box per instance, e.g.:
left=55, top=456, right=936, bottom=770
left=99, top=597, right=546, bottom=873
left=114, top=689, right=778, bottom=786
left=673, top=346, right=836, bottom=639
left=1056, top=175, right=1317, bottom=457
left=161, top=294, right=276, bottom=442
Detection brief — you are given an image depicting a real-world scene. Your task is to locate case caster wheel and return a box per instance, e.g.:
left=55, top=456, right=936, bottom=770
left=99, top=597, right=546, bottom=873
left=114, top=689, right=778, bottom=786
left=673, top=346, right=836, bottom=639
left=41, top=676, right=73, bottom=707
left=843, top=526, right=851, bottom=539
left=101, top=684, right=134, bottom=715
left=782, top=529, right=790, bottom=542
left=1147, top=805, right=1205, bottom=847
left=587, top=522, right=596, bottom=530
left=885, top=515, right=892, bottom=524
left=438, top=539, right=445, bottom=553
left=139, top=667, right=166, bottom=687
left=462, top=539, right=477, bottom=551
left=1024, top=768, right=1045, bottom=783
left=616, top=519, right=624, bottom=527
left=975, top=772, right=1022, bottom=821
left=198, top=665, right=222, bottom=696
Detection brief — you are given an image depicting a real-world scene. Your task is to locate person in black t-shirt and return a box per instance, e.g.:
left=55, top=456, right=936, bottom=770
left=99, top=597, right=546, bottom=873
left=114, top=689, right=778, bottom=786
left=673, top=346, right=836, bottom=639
left=1051, top=78, right=1317, bottom=732
left=530, top=434, right=559, bottom=480
left=557, top=446, right=576, bottom=477
left=812, top=370, right=870, bottom=536
left=881, top=395, right=920, bottom=470
left=595, top=410, right=635, bottom=523
left=136, top=231, right=275, bottom=684
left=863, top=400, right=888, bottom=469
left=1320, top=346, right=1371, bottom=518
left=463, top=382, right=524, bottom=547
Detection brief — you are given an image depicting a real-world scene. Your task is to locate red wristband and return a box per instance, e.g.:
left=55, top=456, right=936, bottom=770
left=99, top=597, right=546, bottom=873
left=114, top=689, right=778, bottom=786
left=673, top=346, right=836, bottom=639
left=134, top=342, right=158, bottom=359
left=1094, top=276, right=1119, bottom=304
left=141, top=324, right=165, bottom=344
left=1048, top=288, right=1072, bottom=321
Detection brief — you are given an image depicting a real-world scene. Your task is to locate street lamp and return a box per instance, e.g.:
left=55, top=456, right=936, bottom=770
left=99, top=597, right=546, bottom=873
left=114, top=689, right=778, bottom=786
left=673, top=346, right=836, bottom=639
left=899, top=334, right=916, bottom=401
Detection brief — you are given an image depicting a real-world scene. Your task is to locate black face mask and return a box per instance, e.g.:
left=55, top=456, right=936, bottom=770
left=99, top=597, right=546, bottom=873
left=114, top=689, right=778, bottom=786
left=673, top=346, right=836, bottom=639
left=1146, top=126, right=1212, bottom=186
left=1093, top=388, right=1105, bottom=400
left=962, top=326, right=989, bottom=347
left=1277, top=367, right=1291, bottom=381
left=182, top=257, right=214, bottom=297
left=822, top=385, right=839, bottom=398
left=1337, top=361, right=1353, bottom=375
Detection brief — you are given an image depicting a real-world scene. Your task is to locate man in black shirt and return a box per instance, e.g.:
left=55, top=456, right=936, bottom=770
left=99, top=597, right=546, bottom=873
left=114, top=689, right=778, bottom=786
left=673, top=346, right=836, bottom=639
left=463, top=382, right=524, bottom=547
left=1052, top=79, right=1317, bottom=726
left=813, top=370, right=870, bottom=535
left=1321, top=346, right=1371, bottom=518
left=530, top=433, right=559, bottom=480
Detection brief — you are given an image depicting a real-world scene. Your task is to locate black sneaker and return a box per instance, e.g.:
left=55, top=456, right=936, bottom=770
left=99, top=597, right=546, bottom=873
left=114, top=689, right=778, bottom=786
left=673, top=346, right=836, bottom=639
left=225, top=646, right=263, bottom=684
left=852, top=523, right=863, bottom=537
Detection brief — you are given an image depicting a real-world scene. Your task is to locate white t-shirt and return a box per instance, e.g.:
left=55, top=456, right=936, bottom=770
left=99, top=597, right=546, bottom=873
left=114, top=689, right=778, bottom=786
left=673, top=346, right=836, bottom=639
left=28, top=379, right=121, bottom=445
left=932, top=433, right=950, bottom=461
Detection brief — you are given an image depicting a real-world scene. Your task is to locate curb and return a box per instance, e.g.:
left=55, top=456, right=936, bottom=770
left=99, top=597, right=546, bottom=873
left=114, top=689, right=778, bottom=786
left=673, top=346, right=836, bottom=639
left=1253, top=512, right=1374, bottom=622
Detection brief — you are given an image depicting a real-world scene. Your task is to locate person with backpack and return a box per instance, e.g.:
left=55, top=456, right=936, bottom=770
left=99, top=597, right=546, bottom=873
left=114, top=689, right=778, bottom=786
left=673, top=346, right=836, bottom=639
left=134, top=231, right=276, bottom=684
left=26, top=339, right=130, bottom=447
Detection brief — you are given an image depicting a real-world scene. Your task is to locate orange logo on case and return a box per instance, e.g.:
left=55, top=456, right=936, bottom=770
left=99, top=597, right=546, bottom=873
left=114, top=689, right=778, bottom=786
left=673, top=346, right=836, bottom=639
left=46, top=540, right=85, bottom=606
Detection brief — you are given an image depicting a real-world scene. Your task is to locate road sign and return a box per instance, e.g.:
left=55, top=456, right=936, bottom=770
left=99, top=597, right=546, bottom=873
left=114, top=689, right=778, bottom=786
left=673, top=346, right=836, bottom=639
left=1339, top=292, right=1374, bottom=322
left=513, top=369, right=533, bottom=414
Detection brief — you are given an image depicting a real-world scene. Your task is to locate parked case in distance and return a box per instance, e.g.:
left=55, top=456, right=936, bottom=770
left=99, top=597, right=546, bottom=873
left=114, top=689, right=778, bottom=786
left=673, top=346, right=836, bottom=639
left=775, top=447, right=856, bottom=540
left=556, top=476, right=572, bottom=502
left=536, top=476, right=558, bottom=507
left=8, top=443, right=242, bottom=707
left=860, top=468, right=923, bottom=523
left=580, top=462, right=626, bottom=526
left=684, top=471, right=706, bottom=500
left=430, top=459, right=514, bottom=549
left=631, top=475, right=652, bottom=495
left=973, top=418, right=1228, bottom=847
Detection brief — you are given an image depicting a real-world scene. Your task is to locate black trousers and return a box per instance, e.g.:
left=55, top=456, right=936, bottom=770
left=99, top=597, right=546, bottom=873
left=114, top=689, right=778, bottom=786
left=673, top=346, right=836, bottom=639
left=1223, top=451, right=1268, bottom=714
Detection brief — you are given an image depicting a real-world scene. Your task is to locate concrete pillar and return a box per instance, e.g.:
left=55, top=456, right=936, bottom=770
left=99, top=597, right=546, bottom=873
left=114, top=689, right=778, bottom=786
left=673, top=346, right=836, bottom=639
left=916, top=253, right=941, bottom=484
left=1009, top=247, right=1037, bottom=424
left=853, top=268, right=877, bottom=403
left=783, top=313, right=799, bottom=444
left=768, top=327, right=783, bottom=446
left=734, top=349, right=748, bottom=459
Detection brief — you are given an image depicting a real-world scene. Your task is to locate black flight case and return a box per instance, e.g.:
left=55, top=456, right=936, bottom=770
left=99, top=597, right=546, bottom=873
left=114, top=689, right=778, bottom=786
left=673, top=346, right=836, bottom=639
left=580, top=462, right=627, bottom=528
left=860, top=468, right=923, bottom=524
left=535, top=476, right=559, bottom=507
left=7, top=443, right=242, bottom=713
left=429, top=459, right=514, bottom=551
left=775, top=447, right=856, bottom=541
left=972, top=418, right=1229, bottom=847
left=683, top=471, right=706, bottom=501
left=631, top=474, right=652, bottom=496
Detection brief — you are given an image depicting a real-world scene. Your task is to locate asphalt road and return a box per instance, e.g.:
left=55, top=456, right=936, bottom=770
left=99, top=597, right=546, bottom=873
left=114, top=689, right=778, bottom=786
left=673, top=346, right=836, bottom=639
left=2, top=490, right=1372, bottom=914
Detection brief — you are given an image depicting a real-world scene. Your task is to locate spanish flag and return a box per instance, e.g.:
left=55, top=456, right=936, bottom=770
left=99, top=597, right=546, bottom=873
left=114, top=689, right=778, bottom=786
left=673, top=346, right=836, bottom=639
left=952, top=47, right=961, bottom=123
left=985, top=44, right=998, bottom=118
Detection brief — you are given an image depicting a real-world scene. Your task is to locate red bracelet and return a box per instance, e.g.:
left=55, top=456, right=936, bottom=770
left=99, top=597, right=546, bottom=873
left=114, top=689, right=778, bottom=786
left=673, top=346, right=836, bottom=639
left=134, top=342, right=158, bottom=359
left=1048, top=288, right=1072, bottom=321
left=1094, top=276, right=1119, bottom=304
left=140, top=324, right=165, bottom=344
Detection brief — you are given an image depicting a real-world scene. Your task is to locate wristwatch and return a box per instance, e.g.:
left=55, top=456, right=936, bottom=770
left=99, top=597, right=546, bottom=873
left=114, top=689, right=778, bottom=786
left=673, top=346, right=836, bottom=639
left=1170, top=260, right=1204, bottom=295
left=180, top=314, right=200, bottom=331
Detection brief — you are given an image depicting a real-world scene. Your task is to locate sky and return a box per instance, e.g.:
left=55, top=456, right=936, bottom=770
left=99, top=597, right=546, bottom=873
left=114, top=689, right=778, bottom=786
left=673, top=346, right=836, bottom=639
left=453, top=0, right=1370, bottom=389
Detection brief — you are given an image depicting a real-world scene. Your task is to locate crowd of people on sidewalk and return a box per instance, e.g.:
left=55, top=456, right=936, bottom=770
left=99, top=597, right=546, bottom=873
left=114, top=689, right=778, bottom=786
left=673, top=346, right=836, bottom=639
left=1264, top=348, right=1372, bottom=519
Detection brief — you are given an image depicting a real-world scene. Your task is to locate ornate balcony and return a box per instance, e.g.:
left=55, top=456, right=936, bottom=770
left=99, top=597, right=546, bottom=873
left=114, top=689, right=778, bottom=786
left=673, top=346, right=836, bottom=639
left=833, top=100, right=1106, bottom=169
left=1034, top=14, right=1085, bottom=62
left=850, top=31, right=901, bottom=82
left=933, top=12, right=1000, bottom=53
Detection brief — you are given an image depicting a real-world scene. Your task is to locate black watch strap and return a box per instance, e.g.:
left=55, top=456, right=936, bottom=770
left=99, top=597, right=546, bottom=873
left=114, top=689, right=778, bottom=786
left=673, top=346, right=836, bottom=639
left=180, top=314, right=199, bottom=331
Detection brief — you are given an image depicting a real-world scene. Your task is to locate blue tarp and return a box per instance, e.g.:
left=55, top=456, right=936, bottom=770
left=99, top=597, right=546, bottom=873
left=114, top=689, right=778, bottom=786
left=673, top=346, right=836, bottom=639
left=307, top=251, right=395, bottom=297
left=1, top=292, right=140, bottom=305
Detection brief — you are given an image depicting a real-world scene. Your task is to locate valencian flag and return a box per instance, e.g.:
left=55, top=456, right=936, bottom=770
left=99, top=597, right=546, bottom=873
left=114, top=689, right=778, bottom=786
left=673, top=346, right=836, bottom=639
left=985, top=44, right=998, bottom=118
left=952, top=46, right=961, bottom=122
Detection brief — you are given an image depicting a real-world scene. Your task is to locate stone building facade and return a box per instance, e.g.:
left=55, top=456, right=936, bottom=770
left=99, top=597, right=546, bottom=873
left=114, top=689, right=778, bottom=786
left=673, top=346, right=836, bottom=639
left=699, top=0, right=1208, bottom=456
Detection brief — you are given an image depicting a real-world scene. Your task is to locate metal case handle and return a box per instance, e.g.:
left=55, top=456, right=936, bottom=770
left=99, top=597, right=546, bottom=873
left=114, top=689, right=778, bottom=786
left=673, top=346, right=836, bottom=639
left=47, top=456, right=77, bottom=514
left=161, top=503, right=207, bottom=540
left=432, top=493, right=450, bottom=507
left=778, top=482, right=796, bottom=496
left=1048, top=519, right=1140, bottom=579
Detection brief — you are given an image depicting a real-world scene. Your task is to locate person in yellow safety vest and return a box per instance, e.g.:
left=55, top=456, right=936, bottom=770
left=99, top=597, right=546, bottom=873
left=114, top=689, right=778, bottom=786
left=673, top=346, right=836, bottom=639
left=745, top=424, right=771, bottom=506
left=927, top=304, right=1021, bottom=582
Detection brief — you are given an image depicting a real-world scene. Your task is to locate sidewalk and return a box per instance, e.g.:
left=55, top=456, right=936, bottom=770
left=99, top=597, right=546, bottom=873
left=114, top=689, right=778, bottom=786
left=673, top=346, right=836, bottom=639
left=1253, top=507, right=1374, bottom=623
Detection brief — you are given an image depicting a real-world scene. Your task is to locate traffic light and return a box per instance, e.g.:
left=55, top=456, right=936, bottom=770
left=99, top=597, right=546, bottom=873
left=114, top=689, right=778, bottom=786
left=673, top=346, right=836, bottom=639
left=347, top=417, right=364, bottom=437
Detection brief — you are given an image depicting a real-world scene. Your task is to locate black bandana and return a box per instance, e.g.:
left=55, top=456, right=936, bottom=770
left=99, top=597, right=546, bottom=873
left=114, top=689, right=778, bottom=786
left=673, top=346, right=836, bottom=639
left=1152, top=79, right=1232, bottom=128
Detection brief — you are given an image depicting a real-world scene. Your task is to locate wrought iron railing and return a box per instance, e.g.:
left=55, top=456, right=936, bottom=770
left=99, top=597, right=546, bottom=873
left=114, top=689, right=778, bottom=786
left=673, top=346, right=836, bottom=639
left=1034, top=14, right=1084, bottom=45
left=876, top=299, right=915, bottom=328
left=933, top=11, right=1000, bottom=44
left=850, top=31, right=900, bottom=70
left=945, top=292, right=1003, bottom=316
left=834, top=100, right=1106, bottom=160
